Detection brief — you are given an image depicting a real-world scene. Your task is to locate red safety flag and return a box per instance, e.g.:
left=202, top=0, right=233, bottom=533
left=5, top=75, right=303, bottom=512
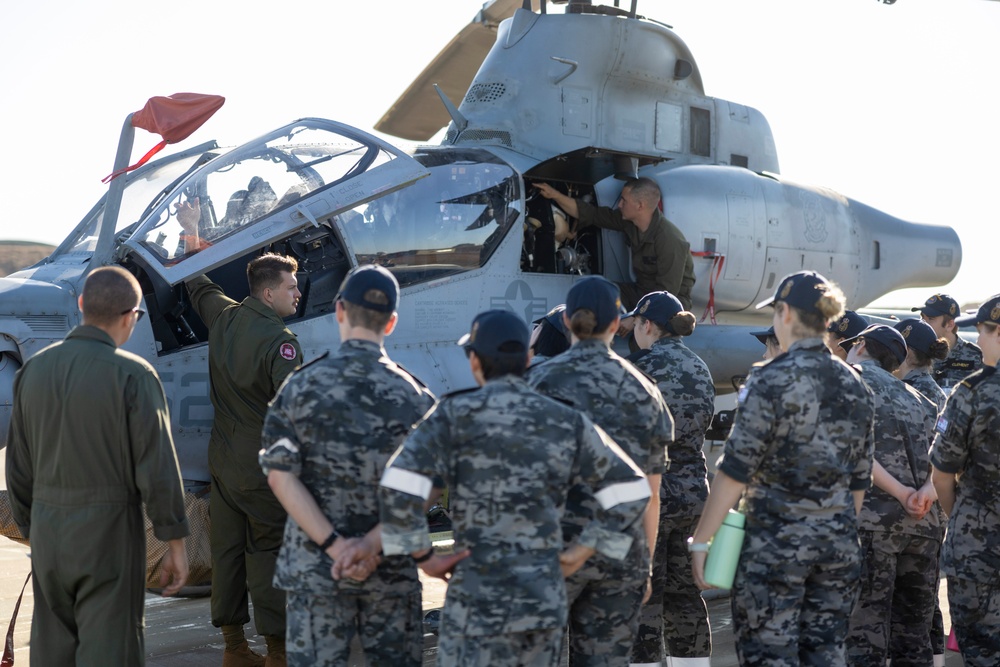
left=102, top=93, right=225, bottom=183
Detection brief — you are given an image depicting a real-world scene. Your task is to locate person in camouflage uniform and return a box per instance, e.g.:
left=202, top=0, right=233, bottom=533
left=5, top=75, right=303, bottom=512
left=691, top=271, right=876, bottom=666
left=258, top=265, right=435, bottom=667
left=370, top=309, right=650, bottom=667
left=892, top=317, right=950, bottom=664
left=839, top=324, right=940, bottom=666
left=625, top=291, right=714, bottom=667
left=930, top=293, right=1000, bottom=666
left=911, top=293, right=983, bottom=393
left=826, top=309, right=869, bottom=361
left=526, top=276, right=674, bottom=667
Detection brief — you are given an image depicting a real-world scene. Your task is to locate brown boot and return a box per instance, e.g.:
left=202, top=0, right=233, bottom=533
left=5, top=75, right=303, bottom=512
left=221, top=625, right=266, bottom=667
left=263, top=634, right=287, bottom=667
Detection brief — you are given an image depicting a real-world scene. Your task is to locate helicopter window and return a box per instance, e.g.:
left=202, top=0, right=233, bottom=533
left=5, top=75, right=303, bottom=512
left=333, top=148, right=521, bottom=287
left=132, top=125, right=392, bottom=265
left=691, top=107, right=711, bottom=158
left=58, top=154, right=207, bottom=256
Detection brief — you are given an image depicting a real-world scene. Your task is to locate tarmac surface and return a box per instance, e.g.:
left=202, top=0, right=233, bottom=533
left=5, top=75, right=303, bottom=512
left=0, top=453, right=964, bottom=666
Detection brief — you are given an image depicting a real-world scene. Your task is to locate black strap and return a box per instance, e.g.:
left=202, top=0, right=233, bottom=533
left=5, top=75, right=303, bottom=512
left=1, top=571, right=31, bottom=667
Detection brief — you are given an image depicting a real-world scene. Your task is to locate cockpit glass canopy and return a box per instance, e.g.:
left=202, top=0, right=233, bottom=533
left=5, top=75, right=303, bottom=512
left=333, top=148, right=521, bottom=287
left=131, top=124, right=394, bottom=264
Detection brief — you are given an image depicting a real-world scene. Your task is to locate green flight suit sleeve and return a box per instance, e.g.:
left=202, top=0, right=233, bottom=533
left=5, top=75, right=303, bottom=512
left=576, top=199, right=628, bottom=233
left=185, top=274, right=237, bottom=330
left=267, top=337, right=303, bottom=394
left=653, top=221, right=691, bottom=295
left=127, top=368, right=189, bottom=542
left=5, top=369, right=32, bottom=538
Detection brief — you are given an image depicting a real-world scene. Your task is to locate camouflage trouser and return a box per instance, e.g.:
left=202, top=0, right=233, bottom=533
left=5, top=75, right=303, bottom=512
left=731, top=518, right=861, bottom=666
left=562, top=551, right=648, bottom=667
left=947, top=576, right=1000, bottom=667
left=632, top=514, right=711, bottom=663
left=846, top=530, right=939, bottom=667
left=285, top=590, right=422, bottom=667
left=437, top=626, right=563, bottom=667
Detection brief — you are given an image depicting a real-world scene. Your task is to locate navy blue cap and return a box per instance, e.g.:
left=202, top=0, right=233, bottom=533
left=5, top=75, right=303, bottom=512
left=955, top=294, right=1000, bottom=327
left=911, top=293, right=960, bottom=319
left=893, top=318, right=939, bottom=356
left=840, top=323, right=908, bottom=364
left=458, top=309, right=530, bottom=360
left=828, top=310, right=869, bottom=339
left=336, top=264, right=398, bottom=313
left=624, top=291, right=684, bottom=329
left=534, top=304, right=568, bottom=334
left=566, top=276, right=622, bottom=331
left=755, top=271, right=833, bottom=315
left=749, top=326, right=776, bottom=346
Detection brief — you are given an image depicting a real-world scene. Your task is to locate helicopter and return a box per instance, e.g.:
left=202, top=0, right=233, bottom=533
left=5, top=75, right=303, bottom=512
left=0, top=0, right=960, bottom=575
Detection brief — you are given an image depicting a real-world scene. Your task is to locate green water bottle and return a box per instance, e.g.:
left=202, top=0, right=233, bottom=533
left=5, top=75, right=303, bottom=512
left=704, top=509, right=746, bottom=589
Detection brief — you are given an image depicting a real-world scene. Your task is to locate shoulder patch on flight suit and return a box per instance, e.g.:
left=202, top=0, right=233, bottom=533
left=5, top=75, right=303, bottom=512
left=280, top=342, right=297, bottom=361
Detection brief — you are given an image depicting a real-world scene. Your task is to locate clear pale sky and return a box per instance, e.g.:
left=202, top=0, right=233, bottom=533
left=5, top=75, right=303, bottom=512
left=1, top=0, right=996, bottom=309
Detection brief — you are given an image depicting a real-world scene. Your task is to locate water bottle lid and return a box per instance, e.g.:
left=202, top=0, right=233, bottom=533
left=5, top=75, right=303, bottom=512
left=722, top=509, right=746, bottom=529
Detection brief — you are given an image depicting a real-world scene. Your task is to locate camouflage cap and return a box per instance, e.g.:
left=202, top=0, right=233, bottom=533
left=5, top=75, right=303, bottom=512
left=893, top=318, right=939, bottom=356
left=458, top=309, right=530, bottom=360
left=623, top=291, right=683, bottom=328
left=566, top=276, right=621, bottom=331
left=755, top=270, right=832, bottom=315
left=336, top=264, right=398, bottom=313
left=911, top=293, right=960, bottom=319
left=827, top=310, right=869, bottom=339
left=955, top=293, right=1000, bottom=327
left=840, top=323, right=908, bottom=364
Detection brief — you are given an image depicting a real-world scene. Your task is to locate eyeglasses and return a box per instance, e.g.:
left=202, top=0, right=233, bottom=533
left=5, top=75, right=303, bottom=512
left=121, top=306, right=146, bottom=322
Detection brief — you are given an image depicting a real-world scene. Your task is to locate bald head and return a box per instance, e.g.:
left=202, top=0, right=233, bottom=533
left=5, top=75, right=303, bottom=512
left=82, top=266, right=142, bottom=327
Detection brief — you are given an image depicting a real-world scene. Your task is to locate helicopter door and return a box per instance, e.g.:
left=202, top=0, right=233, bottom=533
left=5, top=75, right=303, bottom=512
left=121, top=119, right=429, bottom=287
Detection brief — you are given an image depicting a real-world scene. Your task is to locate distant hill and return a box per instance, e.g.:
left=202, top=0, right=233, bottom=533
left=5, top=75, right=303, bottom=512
left=0, top=241, right=55, bottom=277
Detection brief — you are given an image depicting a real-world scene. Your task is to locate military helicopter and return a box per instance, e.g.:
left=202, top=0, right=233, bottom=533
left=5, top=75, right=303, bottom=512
left=0, top=0, right=959, bottom=546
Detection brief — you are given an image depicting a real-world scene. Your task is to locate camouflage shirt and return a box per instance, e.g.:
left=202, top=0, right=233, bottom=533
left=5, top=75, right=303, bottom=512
left=855, top=360, right=939, bottom=539
left=902, top=368, right=947, bottom=415
left=526, top=339, right=673, bottom=546
left=719, top=337, right=875, bottom=521
left=259, top=339, right=435, bottom=595
left=378, top=375, right=649, bottom=635
left=930, top=366, right=1000, bottom=583
left=630, top=337, right=713, bottom=518
left=934, top=336, right=983, bottom=394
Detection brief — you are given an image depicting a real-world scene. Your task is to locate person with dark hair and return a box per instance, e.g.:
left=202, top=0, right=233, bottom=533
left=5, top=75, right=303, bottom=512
left=527, top=276, right=674, bottom=666
left=534, top=179, right=695, bottom=310
left=930, top=293, right=1000, bottom=666
left=892, top=318, right=950, bottom=665
left=841, top=324, right=940, bottom=666
left=826, top=309, right=869, bottom=361
left=361, top=309, right=649, bottom=667
left=259, top=265, right=436, bottom=666
left=749, top=326, right=781, bottom=361
left=691, top=270, right=876, bottom=665
left=6, top=266, right=189, bottom=666
left=185, top=252, right=304, bottom=666
left=912, top=293, right=983, bottom=393
left=529, top=304, right=570, bottom=364
left=893, top=318, right=950, bottom=413
left=625, top=291, right=714, bottom=667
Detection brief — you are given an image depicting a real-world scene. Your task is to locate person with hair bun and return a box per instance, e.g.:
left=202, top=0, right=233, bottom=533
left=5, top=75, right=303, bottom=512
left=624, top=291, right=714, bottom=667
left=527, top=276, right=674, bottom=666
left=690, top=270, right=876, bottom=665
left=841, top=324, right=941, bottom=665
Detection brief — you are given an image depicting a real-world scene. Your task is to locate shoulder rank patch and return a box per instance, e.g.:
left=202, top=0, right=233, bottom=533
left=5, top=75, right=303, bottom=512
left=280, top=342, right=297, bottom=361
left=737, top=384, right=750, bottom=404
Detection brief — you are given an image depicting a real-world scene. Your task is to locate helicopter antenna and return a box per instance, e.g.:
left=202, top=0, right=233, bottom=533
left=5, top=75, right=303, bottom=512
left=433, top=84, right=469, bottom=136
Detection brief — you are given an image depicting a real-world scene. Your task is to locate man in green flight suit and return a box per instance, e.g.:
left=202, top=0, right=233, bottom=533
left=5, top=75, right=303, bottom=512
left=6, top=266, right=190, bottom=666
left=186, top=253, right=303, bottom=667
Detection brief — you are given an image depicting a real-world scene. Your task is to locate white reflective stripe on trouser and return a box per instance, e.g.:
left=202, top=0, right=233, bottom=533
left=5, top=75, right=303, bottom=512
left=667, top=658, right=712, bottom=667
left=594, top=478, right=651, bottom=510
left=379, top=467, right=433, bottom=499
left=629, top=663, right=661, bottom=667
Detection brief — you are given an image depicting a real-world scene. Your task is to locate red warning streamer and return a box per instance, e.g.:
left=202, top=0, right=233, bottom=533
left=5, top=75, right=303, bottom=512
left=692, top=251, right=725, bottom=325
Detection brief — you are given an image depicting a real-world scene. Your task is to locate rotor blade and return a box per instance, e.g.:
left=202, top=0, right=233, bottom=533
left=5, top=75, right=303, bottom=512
left=374, top=0, right=539, bottom=141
